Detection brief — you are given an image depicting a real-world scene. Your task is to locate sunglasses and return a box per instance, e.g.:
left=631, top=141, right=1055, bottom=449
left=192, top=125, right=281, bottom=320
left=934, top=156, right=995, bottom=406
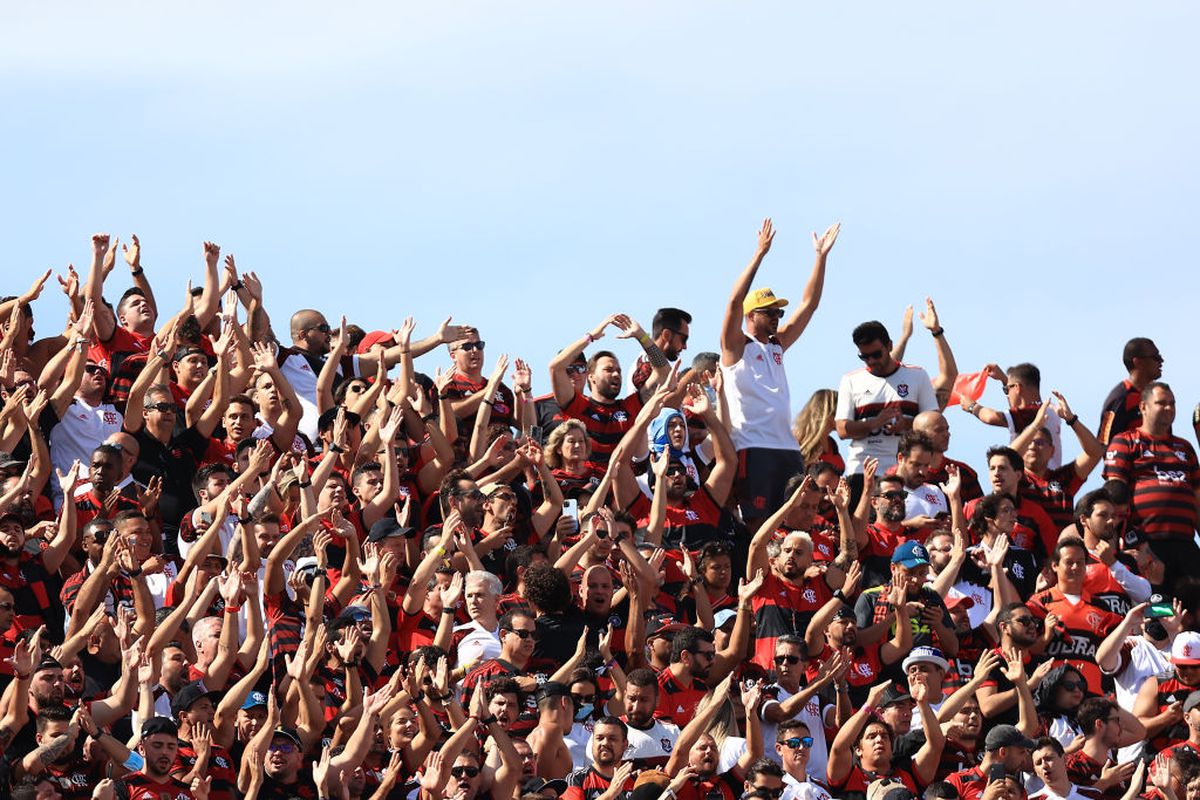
left=145, top=402, right=178, bottom=414
left=451, top=766, right=480, bottom=779
left=857, top=348, right=887, bottom=362
left=1009, top=616, right=1039, bottom=628
left=566, top=364, right=587, bottom=375
left=306, top=323, right=332, bottom=334
left=503, top=628, right=538, bottom=641
left=268, top=742, right=296, bottom=753
left=571, top=694, right=597, bottom=706
left=749, top=789, right=785, bottom=800
left=879, top=490, right=907, bottom=501
left=665, top=464, right=687, bottom=477
left=454, top=341, right=486, bottom=352
left=84, top=364, right=108, bottom=376
left=753, top=308, right=785, bottom=320
left=1058, top=680, right=1086, bottom=691
left=664, top=328, right=689, bottom=345
left=774, top=654, right=802, bottom=666
left=780, top=736, right=814, bottom=750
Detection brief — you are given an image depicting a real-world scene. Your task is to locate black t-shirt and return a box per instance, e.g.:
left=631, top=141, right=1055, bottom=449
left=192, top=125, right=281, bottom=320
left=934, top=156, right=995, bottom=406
left=531, top=609, right=588, bottom=671
left=132, top=425, right=209, bottom=538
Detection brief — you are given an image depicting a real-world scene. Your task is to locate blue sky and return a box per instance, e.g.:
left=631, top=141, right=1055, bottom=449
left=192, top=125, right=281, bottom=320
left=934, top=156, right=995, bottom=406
left=4, top=2, right=1198, bottom=489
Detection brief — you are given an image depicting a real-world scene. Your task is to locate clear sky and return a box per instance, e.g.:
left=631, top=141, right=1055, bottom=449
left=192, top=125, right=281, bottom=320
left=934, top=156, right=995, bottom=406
left=4, top=2, right=1198, bottom=490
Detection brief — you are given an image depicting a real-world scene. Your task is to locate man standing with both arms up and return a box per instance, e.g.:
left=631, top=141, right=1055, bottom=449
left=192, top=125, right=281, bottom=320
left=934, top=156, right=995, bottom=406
left=720, top=218, right=840, bottom=531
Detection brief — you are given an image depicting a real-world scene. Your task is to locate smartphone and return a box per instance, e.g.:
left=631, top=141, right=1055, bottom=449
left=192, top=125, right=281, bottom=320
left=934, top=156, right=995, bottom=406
left=988, top=765, right=1007, bottom=784
left=563, top=498, right=578, bottom=519
left=528, top=425, right=544, bottom=446
left=1147, top=603, right=1176, bottom=619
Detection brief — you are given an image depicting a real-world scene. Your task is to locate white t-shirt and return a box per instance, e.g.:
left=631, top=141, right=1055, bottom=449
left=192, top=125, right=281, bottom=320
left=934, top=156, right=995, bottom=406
left=835, top=364, right=937, bottom=474
left=1028, top=783, right=1096, bottom=800
left=620, top=717, right=680, bottom=765
left=1005, top=406, right=1062, bottom=470
left=721, top=338, right=799, bottom=451
left=48, top=398, right=124, bottom=506
left=783, top=774, right=833, bottom=800
left=278, top=347, right=360, bottom=444
left=761, top=685, right=830, bottom=783
left=453, top=620, right=501, bottom=670
left=905, top=483, right=948, bottom=519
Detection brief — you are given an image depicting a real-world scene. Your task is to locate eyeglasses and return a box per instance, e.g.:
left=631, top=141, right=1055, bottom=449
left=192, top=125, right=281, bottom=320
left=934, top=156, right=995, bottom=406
left=780, top=736, right=814, bottom=750
left=1009, top=616, right=1038, bottom=627
left=451, top=766, right=480, bottom=779
left=664, top=328, right=690, bottom=345
left=1004, top=383, right=1021, bottom=393
left=571, top=694, right=597, bottom=705
left=774, top=654, right=802, bottom=666
left=857, top=348, right=887, bottom=362
left=503, top=628, right=538, bottom=641
left=1058, top=680, right=1086, bottom=691
left=491, top=492, right=517, bottom=503
left=306, top=323, right=332, bottom=334
left=566, top=364, right=587, bottom=375
left=752, top=308, right=785, bottom=320
left=748, top=788, right=785, bottom=800
left=1138, top=352, right=1164, bottom=363
left=664, top=464, right=687, bottom=477
left=453, top=487, right=485, bottom=501
left=268, top=742, right=296, bottom=753
left=145, top=402, right=178, bottom=414
left=454, top=341, right=486, bottom=352
left=689, top=649, right=716, bottom=661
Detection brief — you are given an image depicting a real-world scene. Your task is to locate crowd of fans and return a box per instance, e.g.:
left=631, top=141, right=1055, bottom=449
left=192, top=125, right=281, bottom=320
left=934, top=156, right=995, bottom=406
left=0, top=224, right=1196, bottom=800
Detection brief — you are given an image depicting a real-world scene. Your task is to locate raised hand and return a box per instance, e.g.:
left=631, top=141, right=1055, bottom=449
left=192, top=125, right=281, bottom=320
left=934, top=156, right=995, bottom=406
left=756, top=218, right=775, bottom=255
left=392, top=316, right=416, bottom=350
left=488, top=353, right=510, bottom=386
left=739, top=569, right=766, bottom=602
left=812, top=222, right=841, bottom=256
left=1051, top=391, right=1074, bottom=422
left=436, top=317, right=471, bottom=345
left=122, top=235, right=142, bottom=271
left=918, top=297, right=941, bottom=332
left=940, top=463, right=961, bottom=500
left=56, top=265, right=80, bottom=302
left=511, top=358, right=532, bottom=394
left=610, top=314, right=644, bottom=341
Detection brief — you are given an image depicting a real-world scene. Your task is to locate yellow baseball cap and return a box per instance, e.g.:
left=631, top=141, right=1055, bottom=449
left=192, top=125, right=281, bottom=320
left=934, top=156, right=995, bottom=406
left=743, top=287, right=789, bottom=315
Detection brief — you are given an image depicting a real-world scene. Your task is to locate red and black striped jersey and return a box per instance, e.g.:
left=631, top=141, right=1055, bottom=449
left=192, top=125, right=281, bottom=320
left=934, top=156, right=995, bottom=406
left=655, top=668, right=707, bottom=726
left=43, top=759, right=108, bottom=800
left=563, top=391, right=644, bottom=472
left=928, top=456, right=984, bottom=503
left=964, top=495, right=1058, bottom=557
left=829, top=764, right=919, bottom=800
left=174, top=741, right=238, bottom=800
left=563, top=766, right=636, bottom=800
left=265, top=589, right=305, bottom=669
left=115, top=772, right=195, bottom=800
left=1103, top=429, right=1200, bottom=541
left=1023, top=465, right=1085, bottom=532
left=442, top=372, right=516, bottom=430
left=751, top=571, right=833, bottom=670
left=1026, top=588, right=1122, bottom=695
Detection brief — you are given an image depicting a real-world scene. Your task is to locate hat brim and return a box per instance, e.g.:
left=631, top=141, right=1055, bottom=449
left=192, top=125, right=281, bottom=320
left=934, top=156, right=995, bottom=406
left=647, top=623, right=688, bottom=639
left=892, top=558, right=929, bottom=569
left=1172, top=656, right=1200, bottom=666
left=744, top=298, right=789, bottom=314
left=904, top=655, right=950, bottom=672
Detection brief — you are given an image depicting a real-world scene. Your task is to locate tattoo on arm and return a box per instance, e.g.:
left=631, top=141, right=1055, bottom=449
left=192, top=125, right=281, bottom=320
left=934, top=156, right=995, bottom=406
left=36, top=734, right=73, bottom=766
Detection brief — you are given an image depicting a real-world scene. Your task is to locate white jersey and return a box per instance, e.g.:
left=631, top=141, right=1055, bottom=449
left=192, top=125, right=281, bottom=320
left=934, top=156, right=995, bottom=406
left=761, top=684, right=830, bottom=783
left=48, top=398, right=123, bottom=504
left=722, top=338, right=799, bottom=451
left=905, top=482, right=948, bottom=519
left=277, top=347, right=360, bottom=444
left=835, top=364, right=937, bottom=474
left=593, top=717, right=679, bottom=767
left=783, top=774, right=833, bottom=800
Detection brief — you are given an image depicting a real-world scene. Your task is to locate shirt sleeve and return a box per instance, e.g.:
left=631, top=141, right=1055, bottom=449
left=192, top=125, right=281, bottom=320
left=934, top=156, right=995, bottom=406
left=834, top=373, right=853, bottom=423
left=1103, top=433, right=1134, bottom=483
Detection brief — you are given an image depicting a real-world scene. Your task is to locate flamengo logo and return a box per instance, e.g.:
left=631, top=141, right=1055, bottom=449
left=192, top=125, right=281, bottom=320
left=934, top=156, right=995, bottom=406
left=803, top=588, right=817, bottom=604
left=855, top=662, right=874, bottom=678
left=1184, top=643, right=1194, bottom=658
left=1085, top=611, right=1103, bottom=632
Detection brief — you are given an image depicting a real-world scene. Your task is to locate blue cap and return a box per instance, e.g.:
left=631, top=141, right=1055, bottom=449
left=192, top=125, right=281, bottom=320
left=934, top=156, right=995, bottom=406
left=892, top=541, right=930, bottom=569
left=241, top=690, right=268, bottom=711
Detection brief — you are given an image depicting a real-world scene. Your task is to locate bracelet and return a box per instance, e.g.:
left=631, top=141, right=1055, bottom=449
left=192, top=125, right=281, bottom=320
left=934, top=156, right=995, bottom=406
left=130, top=268, right=144, bottom=277
left=442, top=606, right=458, bottom=615
left=438, top=393, right=452, bottom=401
left=596, top=658, right=617, bottom=675
left=1065, top=415, right=1079, bottom=426
left=480, top=714, right=498, bottom=726
left=14, top=671, right=30, bottom=680
left=231, top=280, right=244, bottom=290
left=422, top=413, right=437, bottom=423
left=369, top=583, right=383, bottom=591
left=238, top=517, right=253, bottom=525
left=931, top=326, right=945, bottom=338
left=124, top=567, right=143, bottom=578
left=585, top=332, right=597, bottom=343
left=836, top=684, right=850, bottom=693
left=412, top=690, right=425, bottom=703
left=155, top=349, right=169, bottom=360
left=435, top=545, right=448, bottom=558
left=329, top=443, right=346, bottom=454
left=224, top=605, right=242, bottom=614
left=298, top=480, right=312, bottom=488
left=833, top=589, right=847, bottom=602
left=482, top=398, right=495, bottom=408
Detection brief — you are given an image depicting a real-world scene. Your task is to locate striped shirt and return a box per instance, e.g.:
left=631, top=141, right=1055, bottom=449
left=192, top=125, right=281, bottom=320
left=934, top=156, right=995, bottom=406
left=1103, top=429, right=1200, bottom=541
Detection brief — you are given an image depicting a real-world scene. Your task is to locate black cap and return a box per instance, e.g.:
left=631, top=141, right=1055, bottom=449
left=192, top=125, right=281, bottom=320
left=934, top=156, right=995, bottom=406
left=533, top=681, right=571, bottom=704
left=367, top=517, right=415, bottom=543
left=141, top=716, right=179, bottom=739
left=645, top=614, right=687, bottom=640
left=523, top=777, right=569, bottom=796
left=984, top=724, right=1037, bottom=752
left=171, top=681, right=220, bottom=718
left=271, top=726, right=303, bottom=747
left=879, top=682, right=912, bottom=707
left=833, top=607, right=856, bottom=621
left=33, top=656, right=63, bottom=674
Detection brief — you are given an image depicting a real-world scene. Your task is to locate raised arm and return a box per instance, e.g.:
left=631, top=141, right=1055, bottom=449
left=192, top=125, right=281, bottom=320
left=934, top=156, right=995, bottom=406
left=918, top=298, right=959, bottom=409
left=666, top=673, right=734, bottom=775
left=777, top=222, right=839, bottom=351
left=747, top=478, right=809, bottom=577
left=720, top=219, right=774, bottom=367
left=548, top=316, right=615, bottom=408
left=84, top=234, right=117, bottom=342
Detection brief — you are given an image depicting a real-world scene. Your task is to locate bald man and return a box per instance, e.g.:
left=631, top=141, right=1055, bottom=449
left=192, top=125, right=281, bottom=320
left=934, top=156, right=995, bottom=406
left=912, top=410, right=984, bottom=502
left=279, top=309, right=471, bottom=441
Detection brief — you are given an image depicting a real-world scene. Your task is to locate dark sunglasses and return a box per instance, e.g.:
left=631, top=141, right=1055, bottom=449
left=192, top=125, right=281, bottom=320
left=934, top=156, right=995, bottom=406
left=146, top=402, right=178, bottom=414
left=1058, top=680, right=1086, bottom=691
left=84, top=364, right=108, bottom=376
left=665, top=463, right=687, bottom=477
left=857, top=348, right=887, bottom=362
left=781, top=736, right=814, bottom=750
left=268, top=742, right=296, bottom=753
left=879, top=490, right=907, bottom=501
left=1009, top=616, right=1039, bottom=628
left=664, top=328, right=689, bottom=345
left=753, top=308, right=785, bottom=320
left=455, top=341, right=486, bottom=352
left=451, top=766, right=480, bottom=779
left=307, top=323, right=331, bottom=333
left=774, top=654, right=802, bottom=666
left=503, top=628, right=538, bottom=641
left=566, top=364, right=587, bottom=375
left=748, top=788, right=785, bottom=800
left=571, top=694, right=597, bottom=705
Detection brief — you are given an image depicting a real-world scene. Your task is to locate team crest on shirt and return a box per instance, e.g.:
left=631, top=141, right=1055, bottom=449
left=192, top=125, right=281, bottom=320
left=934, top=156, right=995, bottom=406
left=103, top=411, right=120, bottom=424
left=1012, top=562, right=1024, bottom=579
left=685, top=510, right=699, bottom=521
left=855, top=663, right=875, bottom=678
left=1176, top=450, right=1188, bottom=461
left=661, top=738, right=673, bottom=752
left=773, top=352, right=782, bottom=365
left=897, top=384, right=909, bottom=397
left=1048, top=481, right=1062, bottom=493
left=1085, top=611, right=1103, bottom=632
left=803, top=588, right=817, bottom=604
left=613, top=411, right=628, bottom=422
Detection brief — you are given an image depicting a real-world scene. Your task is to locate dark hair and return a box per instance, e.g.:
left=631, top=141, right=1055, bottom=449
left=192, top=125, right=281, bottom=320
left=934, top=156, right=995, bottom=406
left=697, top=541, right=733, bottom=570
left=524, top=564, right=572, bottom=614
left=806, top=461, right=839, bottom=480
left=1122, top=337, right=1157, bottom=372
left=484, top=677, right=523, bottom=705
left=1102, top=479, right=1133, bottom=506
left=192, top=462, right=232, bottom=496
left=671, top=626, right=714, bottom=663
left=924, top=782, right=959, bottom=800
left=898, top=431, right=935, bottom=459
left=1077, top=697, right=1116, bottom=736
left=498, top=609, right=536, bottom=630
left=1053, top=536, right=1087, bottom=564
left=352, top=462, right=383, bottom=486
left=568, top=667, right=598, bottom=690
left=968, top=493, right=1015, bottom=536
left=438, top=469, right=474, bottom=516
left=1143, top=381, right=1173, bottom=401
left=593, top=716, right=628, bottom=740
left=1033, top=736, right=1064, bottom=756
left=505, top=545, right=541, bottom=579
left=114, top=509, right=148, bottom=529
left=1073, top=489, right=1114, bottom=529
left=91, top=443, right=123, bottom=462
left=407, top=646, right=447, bottom=671
left=873, top=474, right=904, bottom=496
left=36, top=704, right=73, bottom=730
left=1007, top=363, right=1041, bottom=389
left=745, top=758, right=784, bottom=783
left=651, top=308, right=693, bottom=338
left=586, top=350, right=618, bottom=374
left=997, top=602, right=1031, bottom=628
left=625, top=668, right=659, bottom=693
left=226, top=393, right=256, bottom=412
left=856, top=717, right=895, bottom=746
left=777, top=718, right=812, bottom=739
left=852, top=321, right=890, bottom=348
left=986, top=446, right=1022, bottom=472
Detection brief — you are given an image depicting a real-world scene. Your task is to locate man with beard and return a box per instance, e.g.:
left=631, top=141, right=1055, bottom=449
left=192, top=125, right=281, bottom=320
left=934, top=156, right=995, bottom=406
left=170, top=682, right=238, bottom=800
left=806, top=582, right=910, bottom=708
left=1073, top=489, right=1151, bottom=617
left=965, top=446, right=1057, bottom=557
left=855, top=473, right=923, bottom=587
left=1098, top=337, right=1163, bottom=446
left=892, top=432, right=948, bottom=531
left=629, top=308, right=691, bottom=394
left=550, top=313, right=663, bottom=474
left=1134, top=632, right=1200, bottom=754
left=747, top=479, right=848, bottom=670
left=618, top=669, right=679, bottom=770
left=977, top=603, right=1048, bottom=724
left=563, top=717, right=634, bottom=800
left=855, top=542, right=959, bottom=659
left=1063, top=698, right=1143, bottom=796
left=114, top=717, right=198, bottom=800
left=257, top=727, right=313, bottom=800
left=0, top=468, right=80, bottom=633
left=719, top=219, right=840, bottom=531
left=665, top=674, right=764, bottom=800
